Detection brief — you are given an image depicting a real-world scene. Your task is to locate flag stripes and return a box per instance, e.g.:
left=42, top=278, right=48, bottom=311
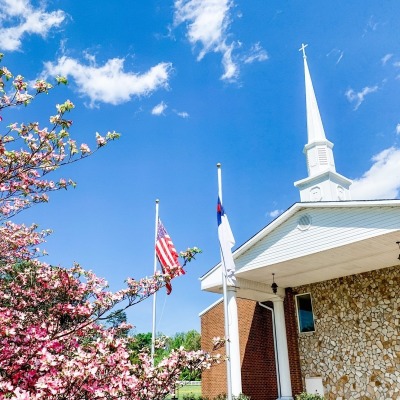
left=155, top=219, right=184, bottom=294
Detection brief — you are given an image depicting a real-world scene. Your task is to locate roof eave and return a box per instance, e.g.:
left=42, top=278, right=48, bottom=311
left=200, top=199, right=400, bottom=282
left=294, top=170, right=353, bottom=187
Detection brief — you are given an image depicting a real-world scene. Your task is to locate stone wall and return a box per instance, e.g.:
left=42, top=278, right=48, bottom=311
left=293, top=265, right=400, bottom=399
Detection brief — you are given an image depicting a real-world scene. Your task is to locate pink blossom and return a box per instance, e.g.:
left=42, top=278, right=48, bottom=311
left=0, top=56, right=217, bottom=399
left=80, top=143, right=91, bottom=154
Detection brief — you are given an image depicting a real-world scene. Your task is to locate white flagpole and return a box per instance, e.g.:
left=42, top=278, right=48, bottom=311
left=217, top=163, right=233, bottom=400
left=151, top=199, right=159, bottom=364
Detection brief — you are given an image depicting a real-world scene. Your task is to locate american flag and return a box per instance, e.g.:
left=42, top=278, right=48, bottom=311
left=155, top=219, right=185, bottom=294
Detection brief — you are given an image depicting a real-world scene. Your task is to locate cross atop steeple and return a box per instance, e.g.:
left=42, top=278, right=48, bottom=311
left=294, top=44, right=352, bottom=202
left=299, top=43, right=308, bottom=59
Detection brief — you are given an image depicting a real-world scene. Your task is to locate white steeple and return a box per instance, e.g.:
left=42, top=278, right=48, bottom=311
left=294, top=44, right=352, bottom=202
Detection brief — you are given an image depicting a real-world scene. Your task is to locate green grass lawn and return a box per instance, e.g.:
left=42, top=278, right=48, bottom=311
left=170, top=384, right=201, bottom=399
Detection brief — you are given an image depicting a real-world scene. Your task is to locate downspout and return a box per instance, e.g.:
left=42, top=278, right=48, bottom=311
left=258, top=302, right=281, bottom=399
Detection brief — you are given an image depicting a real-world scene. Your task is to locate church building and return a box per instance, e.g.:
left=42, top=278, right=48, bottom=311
left=200, top=46, right=400, bottom=400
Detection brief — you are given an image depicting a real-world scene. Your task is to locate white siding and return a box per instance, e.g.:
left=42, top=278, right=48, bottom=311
left=200, top=264, right=223, bottom=291
left=236, top=206, right=400, bottom=272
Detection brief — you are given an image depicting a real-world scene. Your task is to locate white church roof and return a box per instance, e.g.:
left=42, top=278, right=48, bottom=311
left=201, top=200, right=400, bottom=300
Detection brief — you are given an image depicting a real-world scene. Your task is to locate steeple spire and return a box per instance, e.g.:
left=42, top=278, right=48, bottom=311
left=301, top=44, right=327, bottom=144
left=294, top=44, right=352, bottom=202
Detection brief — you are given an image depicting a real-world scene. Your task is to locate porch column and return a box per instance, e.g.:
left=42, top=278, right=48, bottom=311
left=227, top=286, right=242, bottom=396
left=273, top=298, right=293, bottom=400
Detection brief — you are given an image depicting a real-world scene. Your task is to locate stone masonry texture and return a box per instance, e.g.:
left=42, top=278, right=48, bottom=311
left=293, top=265, right=400, bottom=400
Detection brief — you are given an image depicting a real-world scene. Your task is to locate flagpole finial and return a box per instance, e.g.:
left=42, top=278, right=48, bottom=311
left=217, top=163, right=221, bottom=168
left=155, top=199, right=159, bottom=204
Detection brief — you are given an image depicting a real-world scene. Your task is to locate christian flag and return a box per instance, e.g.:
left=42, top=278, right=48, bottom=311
left=155, top=219, right=185, bottom=295
left=217, top=197, right=236, bottom=286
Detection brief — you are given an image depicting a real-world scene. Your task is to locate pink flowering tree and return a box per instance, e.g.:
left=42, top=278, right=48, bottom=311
left=0, top=54, right=218, bottom=399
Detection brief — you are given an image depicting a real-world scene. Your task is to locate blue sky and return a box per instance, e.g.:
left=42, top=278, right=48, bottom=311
left=2, top=0, right=400, bottom=336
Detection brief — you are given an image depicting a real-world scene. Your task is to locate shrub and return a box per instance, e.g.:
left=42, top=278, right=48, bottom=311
left=213, top=394, right=250, bottom=400
left=295, top=392, right=324, bottom=400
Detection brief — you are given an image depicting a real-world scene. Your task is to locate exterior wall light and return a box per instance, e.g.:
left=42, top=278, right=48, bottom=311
left=397, top=241, right=400, bottom=261
left=271, top=273, right=278, bottom=294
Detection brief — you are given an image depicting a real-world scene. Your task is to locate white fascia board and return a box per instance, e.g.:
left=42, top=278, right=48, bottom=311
left=303, top=139, right=334, bottom=151
left=198, top=297, right=223, bottom=317
left=294, top=170, right=353, bottom=187
left=298, top=199, right=400, bottom=208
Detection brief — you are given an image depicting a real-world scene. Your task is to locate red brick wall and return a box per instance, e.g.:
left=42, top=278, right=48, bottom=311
left=284, top=288, right=304, bottom=396
left=201, top=294, right=304, bottom=400
left=201, top=298, right=278, bottom=400
left=241, top=300, right=278, bottom=400
left=201, top=300, right=228, bottom=398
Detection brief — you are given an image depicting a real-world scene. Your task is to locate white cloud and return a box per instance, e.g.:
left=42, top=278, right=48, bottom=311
left=268, top=209, right=283, bottom=219
left=351, top=147, right=400, bottom=200
left=220, top=42, right=238, bottom=81
left=244, top=42, right=268, bottom=64
left=381, top=53, right=393, bottom=66
left=174, top=0, right=238, bottom=81
left=393, top=61, right=400, bottom=68
left=326, top=48, right=344, bottom=65
left=336, top=51, right=344, bottom=65
left=42, top=56, right=172, bottom=107
left=151, top=101, right=167, bottom=116
left=175, top=110, right=189, bottom=118
left=345, top=85, right=379, bottom=110
left=83, top=51, right=96, bottom=64
left=362, top=15, right=379, bottom=37
left=0, top=0, right=65, bottom=51
left=396, top=124, right=400, bottom=135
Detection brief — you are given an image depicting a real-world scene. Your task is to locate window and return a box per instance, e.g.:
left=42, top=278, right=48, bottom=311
left=295, top=293, right=315, bottom=333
